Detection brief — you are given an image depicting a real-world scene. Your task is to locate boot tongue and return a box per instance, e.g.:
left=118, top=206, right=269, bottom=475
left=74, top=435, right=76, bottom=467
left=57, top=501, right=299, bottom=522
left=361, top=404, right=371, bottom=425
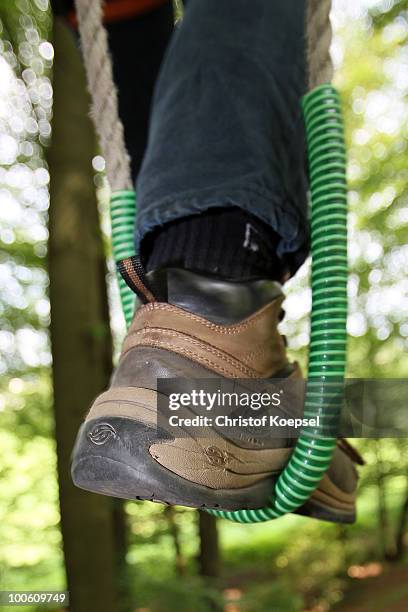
left=146, top=268, right=283, bottom=324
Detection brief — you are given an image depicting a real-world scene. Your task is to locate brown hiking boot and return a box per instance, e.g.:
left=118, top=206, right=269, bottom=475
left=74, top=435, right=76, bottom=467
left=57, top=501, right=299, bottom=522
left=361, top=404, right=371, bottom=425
left=71, top=265, right=363, bottom=522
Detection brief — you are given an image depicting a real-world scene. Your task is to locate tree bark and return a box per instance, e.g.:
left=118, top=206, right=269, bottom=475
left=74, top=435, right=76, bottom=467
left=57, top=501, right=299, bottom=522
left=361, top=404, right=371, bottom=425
left=375, top=442, right=392, bottom=560
left=48, top=18, right=126, bottom=612
left=164, top=506, right=186, bottom=576
left=197, top=511, right=220, bottom=578
left=386, top=482, right=408, bottom=562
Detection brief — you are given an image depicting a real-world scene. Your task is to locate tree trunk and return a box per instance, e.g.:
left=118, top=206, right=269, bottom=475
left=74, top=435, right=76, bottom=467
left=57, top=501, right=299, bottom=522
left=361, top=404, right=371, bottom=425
left=113, top=499, right=131, bottom=608
left=375, top=442, right=392, bottom=560
left=197, top=511, right=220, bottom=578
left=387, top=482, right=408, bottom=562
left=164, top=506, right=186, bottom=576
left=48, top=18, right=127, bottom=612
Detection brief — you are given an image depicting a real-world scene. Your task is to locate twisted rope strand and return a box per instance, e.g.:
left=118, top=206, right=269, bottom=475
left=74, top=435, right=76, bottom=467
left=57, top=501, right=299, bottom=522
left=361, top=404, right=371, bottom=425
left=307, top=0, right=333, bottom=90
left=74, top=0, right=133, bottom=191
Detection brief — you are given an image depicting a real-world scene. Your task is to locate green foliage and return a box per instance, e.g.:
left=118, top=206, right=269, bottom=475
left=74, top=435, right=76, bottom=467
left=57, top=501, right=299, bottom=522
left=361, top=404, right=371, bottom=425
left=130, top=575, right=223, bottom=612
left=0, top=1, right=63, bottom=603
left=335, top=2, right=408, bottom=377
left=0, top=431, right=64, bottom=594
left=239, top=581, right=303, bottom=612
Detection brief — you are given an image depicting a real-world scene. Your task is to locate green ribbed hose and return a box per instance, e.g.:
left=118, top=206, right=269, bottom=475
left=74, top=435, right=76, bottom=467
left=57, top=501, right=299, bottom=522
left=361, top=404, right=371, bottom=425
left=110, top=190, right=137, bottom=326
left=110, top=83, right=348, bottom=524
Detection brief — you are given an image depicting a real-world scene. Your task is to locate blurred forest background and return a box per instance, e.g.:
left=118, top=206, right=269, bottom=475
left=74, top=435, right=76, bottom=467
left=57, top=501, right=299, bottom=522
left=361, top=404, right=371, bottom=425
left=0, top=0, right=408, bottom=611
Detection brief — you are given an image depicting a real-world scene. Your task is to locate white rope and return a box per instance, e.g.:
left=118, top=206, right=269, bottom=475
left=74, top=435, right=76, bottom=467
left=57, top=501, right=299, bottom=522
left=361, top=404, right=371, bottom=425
left=306, top=0, right=333, bottom=90
left=74, top=0, right=132, bottom=191
left=73, top=0, right=333, bottom=188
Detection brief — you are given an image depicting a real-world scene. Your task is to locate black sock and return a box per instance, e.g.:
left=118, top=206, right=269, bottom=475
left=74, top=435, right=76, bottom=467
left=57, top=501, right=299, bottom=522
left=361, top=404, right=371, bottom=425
left=142, top=207, right=288, bottom=282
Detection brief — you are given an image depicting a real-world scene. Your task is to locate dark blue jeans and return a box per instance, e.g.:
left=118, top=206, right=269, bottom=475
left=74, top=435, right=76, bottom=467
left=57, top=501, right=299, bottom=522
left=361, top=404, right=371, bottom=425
left=111, top=0, right=309, bottom=276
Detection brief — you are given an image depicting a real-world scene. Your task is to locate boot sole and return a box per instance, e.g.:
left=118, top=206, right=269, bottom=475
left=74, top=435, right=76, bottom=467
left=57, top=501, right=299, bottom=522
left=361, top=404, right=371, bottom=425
left=71, top=415, right=355, bottom=523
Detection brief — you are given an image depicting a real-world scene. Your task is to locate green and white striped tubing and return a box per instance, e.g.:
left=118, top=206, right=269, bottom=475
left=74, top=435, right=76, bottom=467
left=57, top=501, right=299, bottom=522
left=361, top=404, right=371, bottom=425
left=110, top=190, right=137, bottom=327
